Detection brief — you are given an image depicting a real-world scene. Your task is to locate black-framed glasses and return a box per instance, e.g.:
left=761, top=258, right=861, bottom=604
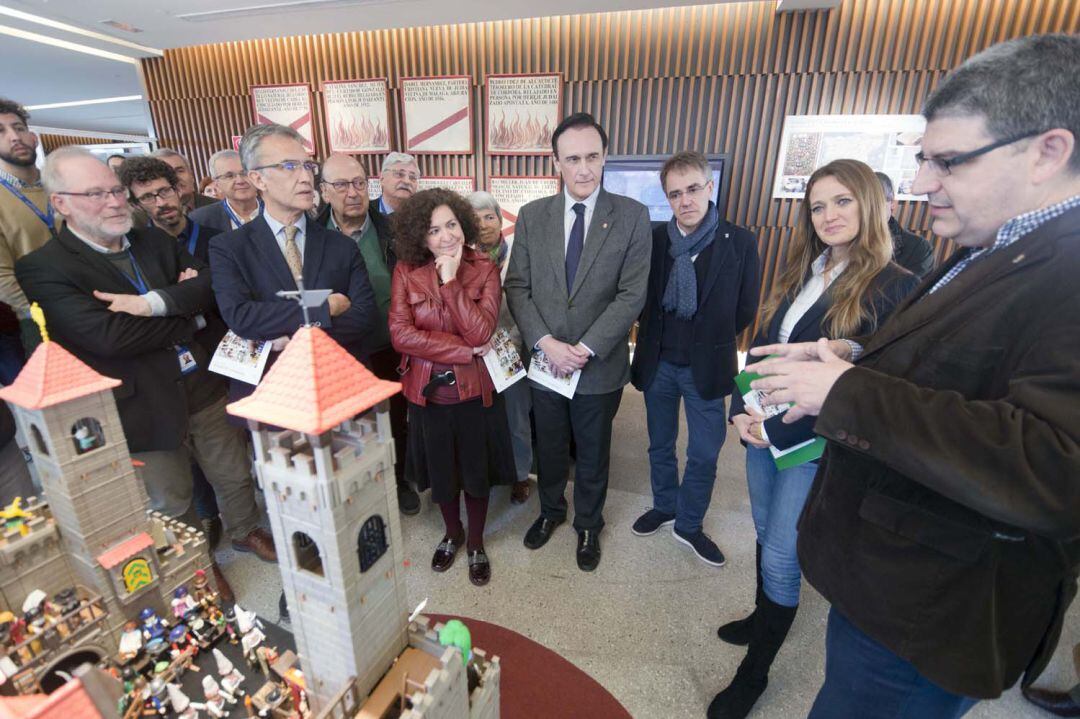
left=213, top=171, right=244, bottom=182
left=322, top=178, right=367, bottom=193
left=251, top=160, right=320, bottom=175
left=55, top=187, right=128, bottom=204
left=666, top=181, right=712, bottom=202
left=134, top=186, right=179, bottom=205
left=915, top=129, right=1044, bottom=177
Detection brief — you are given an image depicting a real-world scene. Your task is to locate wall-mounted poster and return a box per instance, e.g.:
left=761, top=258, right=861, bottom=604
left=400, top=76, right=473, bottom=154
left=367, top=178, right=382, bottom=199
left=251, top=83, right=315, bottom=154
left=322, top=79, right=392, bottom=154
left=486, top=73, right=562, bottom=155
left=489, top=176, right=560, bottom=241
left=418, top=176, right=476, bottom=195
left=773, top=114, right=926, bottom=200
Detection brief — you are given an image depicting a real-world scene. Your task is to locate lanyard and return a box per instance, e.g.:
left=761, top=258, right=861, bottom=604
left=118, top=251, right=150, bottom=294
left=183, top=222, right=201, bottom=256
left=0, top=177, right=54, bottom=232
left=223, top=198, right=264, bottom=229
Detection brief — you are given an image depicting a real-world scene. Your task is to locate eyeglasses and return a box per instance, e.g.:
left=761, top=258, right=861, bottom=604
left=56, top=187, right=128, bottom=204
left=134, top=186, right=178, bottom=205
left=386, top=168, right=420, bottom=182
left=251, top=160, right=320, bottom=175
left=213, top=171, right=245, bottom=182
left=322, top=178, right=367, bottom=193
left=666, top=182, right=711, bottom=202
left=914, top=129, right=1044, bottom=177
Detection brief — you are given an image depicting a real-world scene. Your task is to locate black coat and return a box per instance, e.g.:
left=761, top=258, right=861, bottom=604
left=730, top=262, right=917, bottom=450
left=631, top=219, right=760, bottom=400
left=799, top=206, right=1080, bottom=699
left=15, top=226, right=221, bottom=452
left=889, top=217, right=935, bottom=279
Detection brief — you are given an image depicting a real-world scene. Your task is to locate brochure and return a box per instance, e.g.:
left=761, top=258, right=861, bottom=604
left=733, top=368, right=825, bottom=470
left=527, top=348, right=581, bottom=399
left=482, top=328, right=527, bottom=393
left=208, top=330, right=272, bottom=386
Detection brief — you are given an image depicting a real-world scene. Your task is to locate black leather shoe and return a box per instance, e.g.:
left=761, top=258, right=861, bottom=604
left=468, top=550, right=491, bottom=586
left=1022, top=686, right=1080, bottom=717
left=431, top=534, right=462, bottom=572
left=576, top=530, right=601, bottom=572
left=398, top=482, right=421, bottom=516
left=523, top=516, right=563, bottom=550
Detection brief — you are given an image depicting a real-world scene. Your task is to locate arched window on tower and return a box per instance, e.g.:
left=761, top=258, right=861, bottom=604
left=30, top=424, right=49, bottom=456
left=70, top=418, right=105, bottom=455
left=357, top=515, right=388, bottom=573
left=292, top=531, right=324, bottom=577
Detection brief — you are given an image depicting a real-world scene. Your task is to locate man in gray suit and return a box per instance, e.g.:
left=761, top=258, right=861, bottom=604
left=505, top=112, right=651, bottom=571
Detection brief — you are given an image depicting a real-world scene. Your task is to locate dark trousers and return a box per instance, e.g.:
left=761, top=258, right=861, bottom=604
left=808, top=608, right=978, bottom=719
left=531, top=385, right=623, bottom=532
left=368, top=346, right=408, bottom=486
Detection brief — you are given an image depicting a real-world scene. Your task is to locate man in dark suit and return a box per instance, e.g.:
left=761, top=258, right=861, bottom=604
left=874, top=171, right=935, bottom=278
left=630, top=151, right=759, bottom=567
left=505, top=112, right=652, bottom=571
left=189, top=149, right=262, bottom=235
left=209, top=123, right=377, bottom=405
left=749, top=34, right=1080, bottom=717
left=16, top=149, right=283, bottom=597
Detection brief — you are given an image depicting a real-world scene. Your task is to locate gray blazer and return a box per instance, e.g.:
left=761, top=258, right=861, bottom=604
left=504, top=188, right=651, bottom=395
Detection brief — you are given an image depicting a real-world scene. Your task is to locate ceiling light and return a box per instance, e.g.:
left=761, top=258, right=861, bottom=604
left=0, top=24, right=141, bottom=63
left=175, top=0, right=391, bottom=22
left=26, top=95, right=144, bottom=111
left=101, top=20, right=144, bottom=34
left=0, top=5, right=161, bottom=55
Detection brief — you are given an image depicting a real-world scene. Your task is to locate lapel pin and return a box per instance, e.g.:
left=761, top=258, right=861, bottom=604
left=1012, top=254, right=1025, bottom=264
left=602, top=222, right=608, bottom=229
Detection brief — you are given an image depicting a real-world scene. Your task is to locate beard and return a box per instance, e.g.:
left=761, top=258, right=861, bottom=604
left=0, top=146, right=36, bottom=168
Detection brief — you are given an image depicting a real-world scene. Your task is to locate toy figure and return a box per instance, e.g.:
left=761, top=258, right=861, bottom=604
left=190, top=617, right=216, bottom=647
left=118, top=620, right=144, bottom=660
left=224, top=607, right=239, bottom=644
left=172, top=586, right=198, bottom=619
left=1, top=497, right=32, bottom=536
left=168, top=682, right=204, bottom=719
left=202, top=675, right=235, bottom=717
left=192, top=569, right=215, bottom=605
left=146, top=677, right=169, bottom=715
left=254, top=645, right=279, bottom=678
left=169, top=623, right=197, bottom=660
left=140, top=607, right=168, bottom=641
left=213, top=647, right=246, bottom=696
left=21, top=588, right=47, bottom=615
left=235, top=606, right=265, bottom=667
left=73, top=424, right=99, bottom=452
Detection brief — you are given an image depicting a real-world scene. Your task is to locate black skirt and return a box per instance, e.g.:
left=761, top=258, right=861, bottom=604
left=405, top=394, right=516, bottom=504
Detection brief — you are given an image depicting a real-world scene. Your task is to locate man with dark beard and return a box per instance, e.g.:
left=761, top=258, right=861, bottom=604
left=0, top=97, right=52, bottom=380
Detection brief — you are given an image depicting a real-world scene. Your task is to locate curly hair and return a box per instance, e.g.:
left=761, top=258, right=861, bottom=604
left=117, top=156, right=179, bottom=201
left=392, top=188, right=480, bottom=265
left=0, top=98, right=29, bottom=125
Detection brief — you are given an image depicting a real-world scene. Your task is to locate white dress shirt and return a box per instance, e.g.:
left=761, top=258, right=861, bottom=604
left=263, top=210, right=307, bottom=259
left=562, top=185, right=601, bottom=253
left=777, top=250, right=847, bottom=344
left=225, top=198, right=261, bottom=229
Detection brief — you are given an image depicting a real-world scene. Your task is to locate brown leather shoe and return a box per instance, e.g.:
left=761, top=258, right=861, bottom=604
left=468, top=549, right=490, bottom=586
left=231, top=527, right=277, bottom=563
left=431, top=534, right=463, bottom=572
left=510, top=480, right=531, bottom=504
left=1022, top=686, right=1080, bottom=717
left=210, top=562, right=235, bottom=605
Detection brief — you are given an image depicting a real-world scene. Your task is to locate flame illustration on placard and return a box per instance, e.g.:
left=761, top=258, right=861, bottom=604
left=332, top=112, right=389, bottom=150
left=490, top=110, right=553, bottom=150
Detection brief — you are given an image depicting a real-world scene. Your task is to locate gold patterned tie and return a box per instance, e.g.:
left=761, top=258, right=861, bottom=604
left=283, top=225, right=303, bottom=280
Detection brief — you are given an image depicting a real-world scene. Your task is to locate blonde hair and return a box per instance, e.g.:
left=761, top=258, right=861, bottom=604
left=760, top=159, right=896, bottom=338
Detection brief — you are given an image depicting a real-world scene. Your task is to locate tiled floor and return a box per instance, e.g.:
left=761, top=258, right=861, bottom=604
left=218, top=387, right=1079, bottom=718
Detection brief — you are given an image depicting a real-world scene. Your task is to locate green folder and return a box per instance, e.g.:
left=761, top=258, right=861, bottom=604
left=734, top=368, right=826, bottom=470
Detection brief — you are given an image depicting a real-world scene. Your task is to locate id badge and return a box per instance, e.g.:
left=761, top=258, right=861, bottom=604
left=177, top=346, right=198, bottom=375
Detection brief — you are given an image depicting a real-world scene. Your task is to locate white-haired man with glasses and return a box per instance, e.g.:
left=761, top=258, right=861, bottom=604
left=377, top=151, right=420, bottom=215
left=209, top=124, right=377, bottom=406
left=741, top=34, right=1080, bottom=719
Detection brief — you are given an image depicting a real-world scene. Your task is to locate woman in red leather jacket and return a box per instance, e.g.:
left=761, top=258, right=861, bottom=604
left=389, top=188, right=515, bottom=586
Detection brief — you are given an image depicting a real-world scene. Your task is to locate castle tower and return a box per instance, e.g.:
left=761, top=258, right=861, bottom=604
left=0, top=309, right=211, bottom=641
left=227, top=326, right=407, bottom=712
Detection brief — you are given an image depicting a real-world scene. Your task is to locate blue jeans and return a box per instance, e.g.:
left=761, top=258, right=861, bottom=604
left=808, top=608, right=978, bottom=719
left=643, top=360, right=727, bottom=534
left=745, top=445, right=817, bottom=607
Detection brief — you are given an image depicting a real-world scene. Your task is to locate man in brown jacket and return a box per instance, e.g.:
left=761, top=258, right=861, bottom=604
left=745, top=34, right=1080, bottom=719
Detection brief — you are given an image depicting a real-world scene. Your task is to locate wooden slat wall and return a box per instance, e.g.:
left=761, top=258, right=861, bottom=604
left=142, top=0, right=1079, bottom=313
left=40, top=134, right=119, bottom=152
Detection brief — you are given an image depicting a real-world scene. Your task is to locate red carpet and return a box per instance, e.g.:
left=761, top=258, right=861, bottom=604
left=428, top=613, right=632, bottom=719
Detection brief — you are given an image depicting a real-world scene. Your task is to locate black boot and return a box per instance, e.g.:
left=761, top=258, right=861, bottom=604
left=707, top=595, right=797, bottom=719
left=717, top=543, right=762, bottom=645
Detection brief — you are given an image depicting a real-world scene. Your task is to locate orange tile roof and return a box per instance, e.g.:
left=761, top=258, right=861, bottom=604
left=227, top=326, right=401, bottom=435
left=96, top=531, right=154, bottom=570
left=0, top=677, right=103, bottom=719
left=0, top=342, right=120, bottom=410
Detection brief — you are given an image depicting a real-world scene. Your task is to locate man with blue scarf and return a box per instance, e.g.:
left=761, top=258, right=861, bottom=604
left=630, top=151, right=760, bottom=566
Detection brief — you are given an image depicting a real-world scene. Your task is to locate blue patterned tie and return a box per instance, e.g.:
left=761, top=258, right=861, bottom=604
left=565, top=202, right=586, bottom=293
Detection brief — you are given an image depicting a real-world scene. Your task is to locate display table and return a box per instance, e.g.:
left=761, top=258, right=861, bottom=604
left=428, top=613, right=631, bottom=719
